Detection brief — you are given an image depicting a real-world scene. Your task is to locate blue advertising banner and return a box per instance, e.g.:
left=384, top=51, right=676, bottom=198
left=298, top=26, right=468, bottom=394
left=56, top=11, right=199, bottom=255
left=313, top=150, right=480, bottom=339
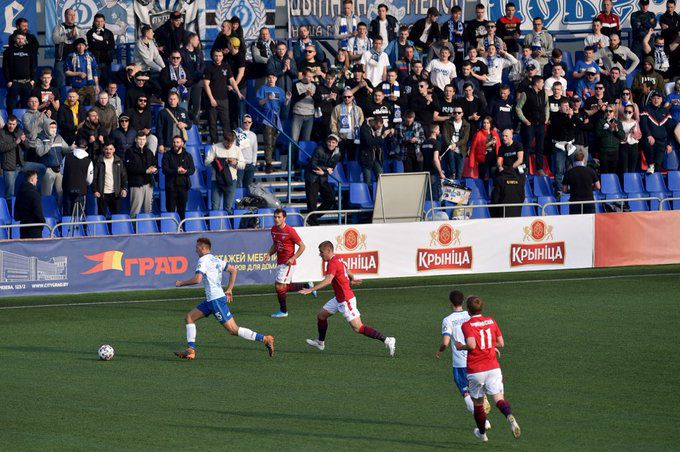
left=0, top=0, right=36, bottom=45
left=288, top=0, right=464, bottom=41
left=0, top=230, right=275, bottom=297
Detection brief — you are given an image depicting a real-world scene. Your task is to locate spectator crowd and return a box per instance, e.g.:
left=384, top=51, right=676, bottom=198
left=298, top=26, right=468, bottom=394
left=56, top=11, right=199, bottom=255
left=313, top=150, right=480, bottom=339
left=1, top=0, right=680, bottom=237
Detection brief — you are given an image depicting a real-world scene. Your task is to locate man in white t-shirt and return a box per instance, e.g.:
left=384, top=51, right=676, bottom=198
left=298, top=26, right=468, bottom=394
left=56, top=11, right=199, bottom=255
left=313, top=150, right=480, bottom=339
left=544, top=65, right=568, bottom=97
left=348, top=22, right=373, bottom=62
left=584, top=18, right=610, bottom=65
left=426, top=47, right=458, bottom=98
left=361, top=36, right=390, bottom=88
left=436, top=290, right=491, bottom=423
left=174, top=237, right=275, bottom=360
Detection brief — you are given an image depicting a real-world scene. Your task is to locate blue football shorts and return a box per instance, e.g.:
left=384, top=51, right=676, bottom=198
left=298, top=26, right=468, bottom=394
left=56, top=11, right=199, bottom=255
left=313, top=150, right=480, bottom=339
left=452, top=367, right=469, bottom=395
left=196, top=297, right=233, bottom=325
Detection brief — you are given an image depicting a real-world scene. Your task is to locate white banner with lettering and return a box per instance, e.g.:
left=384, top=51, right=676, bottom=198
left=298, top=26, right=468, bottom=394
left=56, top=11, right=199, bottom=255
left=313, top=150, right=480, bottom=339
left=292, top=215, right=594, bottom=282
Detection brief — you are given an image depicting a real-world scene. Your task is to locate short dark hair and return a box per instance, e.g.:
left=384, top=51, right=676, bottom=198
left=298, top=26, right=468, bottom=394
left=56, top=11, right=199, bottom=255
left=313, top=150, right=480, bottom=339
left=476, top=3, right=485, bottom=9
left=319, top=240, right=334, bottom=251
left=500, top=84, right=511, bottom=91
left=451, top=5, right=462, bottom=13
left=584, top=46, right=595, bottom=53
left=466, top=295, right=484, bottom=315
left=274, top=208, right=287, bottom=217
left=449, top=290, right=465, bottom=307
left=197, top=237, right=212, bottom=249
left=343, top=0, right=353, bottom=5
left=40, top=67, right=53, bottom=76
left=404, top=110, right=416, bottom=118
left=15, top=17, right=27, bottom=26
left=6, top=114, right=18, bottom=123
left=552, top=81, right=562, bottom=88
left=532, top=75, right=544, bottom=85
left=506, top=2, right=516, bottom=8
left=93, top=13, right=105, bottom=21
left=68, top=88, right=78, bottom=95
left=378, top=3, right=388, bottom=10
left=357, top=21, right=367, bottom=28
left=172, top=135, right=185, bottom=142
left=399, top=25, right=409, bottom=33
left=136, top=130, right=147, bottom=138
left=24, top=169, right=38, bottom=179
left=552, top=48, right=563, bottom=58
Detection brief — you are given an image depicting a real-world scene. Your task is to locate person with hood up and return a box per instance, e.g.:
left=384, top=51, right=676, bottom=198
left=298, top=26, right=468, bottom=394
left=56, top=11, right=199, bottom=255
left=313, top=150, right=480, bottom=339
left=110, top=115, right=137, bottom=160
left=632, top=56, right=665, bottom=100
left=61, top=138, right=94, bottom=216
left=35, top=120, right=70, bottom=199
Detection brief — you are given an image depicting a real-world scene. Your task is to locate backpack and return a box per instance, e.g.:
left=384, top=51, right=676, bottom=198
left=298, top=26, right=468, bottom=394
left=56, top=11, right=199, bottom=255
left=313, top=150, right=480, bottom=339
left=239, top=207, right=260, bottom=229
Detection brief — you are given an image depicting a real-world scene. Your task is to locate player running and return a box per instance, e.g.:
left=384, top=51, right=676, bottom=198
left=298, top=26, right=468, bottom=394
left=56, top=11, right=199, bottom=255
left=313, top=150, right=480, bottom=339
left=455, top=295, right=520, bottom=442
left=436, top=290, right=491, bottom=428
left=267, top=208, right=316, bottom=318
left=299, top=241, right=396, bottom=356
left=174, top=237, right=274, bottom=359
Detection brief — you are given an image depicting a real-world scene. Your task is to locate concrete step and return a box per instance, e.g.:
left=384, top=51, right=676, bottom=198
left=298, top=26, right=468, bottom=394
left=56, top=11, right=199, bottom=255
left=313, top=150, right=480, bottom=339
left=259, top=180, right=306, bottom=189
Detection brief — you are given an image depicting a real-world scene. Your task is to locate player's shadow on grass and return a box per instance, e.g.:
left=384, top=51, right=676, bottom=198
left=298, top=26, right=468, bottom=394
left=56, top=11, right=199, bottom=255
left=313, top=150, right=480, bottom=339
left=182, top=421, right=457, bottom=449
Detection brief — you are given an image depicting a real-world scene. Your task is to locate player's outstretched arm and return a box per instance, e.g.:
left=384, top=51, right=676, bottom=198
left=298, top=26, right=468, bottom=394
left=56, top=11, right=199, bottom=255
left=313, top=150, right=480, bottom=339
left=224, top=265, right=237, bottom=302
left=300, top=274, right=334, bottom=294
left=176, top=272, right=203, bottom=287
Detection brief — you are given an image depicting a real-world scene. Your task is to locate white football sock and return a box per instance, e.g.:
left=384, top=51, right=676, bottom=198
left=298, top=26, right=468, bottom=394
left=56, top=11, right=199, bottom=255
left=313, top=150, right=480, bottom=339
left=186, top=323, right=196, bottom=344
left=464, top=395, right=474, bottom=413
left=237, top=327, right=257, bottom=341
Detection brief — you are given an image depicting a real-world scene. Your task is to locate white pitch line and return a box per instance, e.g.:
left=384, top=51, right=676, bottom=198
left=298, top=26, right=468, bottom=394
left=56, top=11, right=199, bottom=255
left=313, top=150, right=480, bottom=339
left=1, top=271, right=678, bottom=311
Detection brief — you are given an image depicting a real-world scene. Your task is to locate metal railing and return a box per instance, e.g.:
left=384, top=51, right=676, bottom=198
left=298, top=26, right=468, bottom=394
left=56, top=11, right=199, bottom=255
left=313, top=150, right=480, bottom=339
left=303, top=208, right=373, bottom=226
left=0, top=222, right=51, bottom=239
left=176, top=211, right=305, bottom=232
left=540, top=196, right=664, bottom=216
left=425, top=202, right=541, bottom=220
left=659, top=197, right=680, bottom=211
left=51, top=216, right=181, bottom=238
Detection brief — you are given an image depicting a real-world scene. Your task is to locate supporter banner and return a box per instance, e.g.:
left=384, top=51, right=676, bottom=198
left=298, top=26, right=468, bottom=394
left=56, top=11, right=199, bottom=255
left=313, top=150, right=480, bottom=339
left=203, top=0, right=276, bottom=44
left=133, top=0, right=203, bottom=34
left=293, top=215, right=594, bottom=282
left=484, top=0, right=667, bottom=33
left=594, top=211, right=680, bottom=267
left=288, top=0, right=465, bottom=41
left=45, top=0, right=136, bottom=49
left=0, top=0, right=35, bottom=44
left=0, top=230, right=275, bottom=297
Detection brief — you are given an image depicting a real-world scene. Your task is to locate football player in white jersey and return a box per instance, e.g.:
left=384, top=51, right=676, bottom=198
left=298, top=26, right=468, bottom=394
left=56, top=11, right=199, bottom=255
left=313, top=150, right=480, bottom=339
left=174, top=237, right=274, bottom=359
left=436, top=290, right=491, bottom=425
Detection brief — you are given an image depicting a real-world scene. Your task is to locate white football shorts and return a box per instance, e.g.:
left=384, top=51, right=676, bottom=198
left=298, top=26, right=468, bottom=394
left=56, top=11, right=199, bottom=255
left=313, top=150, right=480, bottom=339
left=467, top=368, right=504, bottom=398
left=322, top=297, right=361, bottom=322
left=275, top=264, right=295, bottom=284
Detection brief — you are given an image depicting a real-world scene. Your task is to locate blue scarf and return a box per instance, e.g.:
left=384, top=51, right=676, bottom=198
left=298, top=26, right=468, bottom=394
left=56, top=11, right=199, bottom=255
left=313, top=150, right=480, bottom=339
left=339, top=15, right=358, bottom=49
left=448, top=18, right=464, bottom=50
left=340, top=101, right=360, bottom=142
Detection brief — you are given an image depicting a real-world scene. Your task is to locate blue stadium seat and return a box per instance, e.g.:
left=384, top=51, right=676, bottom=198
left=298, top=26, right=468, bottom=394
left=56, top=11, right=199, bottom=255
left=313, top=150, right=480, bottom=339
left=594, top=191, right=605, bottom=213
left=328, top=162, right=349, bottom=187
left=186, top=146, right=205, bottom=171
left=623, top=173, right=646, bottom=195
left=562, top=50, right=574, bottom=73
left=626, top=69, right=638, bottom=88
left=285, top=208, right=304, bottom=227
left=10, top=221, right=21, bottom=239
left=187, top=125, right=201, bottom=147
left=464, top=178, right=488, bottom=200
left=538, top=196, right=559, bottom=216
left=110, top=214, right=134, bottom=235
left=160, top=212, right=180, bottom=232
left=187, top=189, right=207, bottom=212
left=524, top=176, right=534, bottom=198
left=533, top=175, right=554, bottom=197
left=184, top=211, right=207, bottom=232
left=86, top=215, right=109, bottom=236
left=600, top=174, right=626, bottom=199
left=468, top=198, right=490, bottom=218
left=189, top=170, right=209, bottom=194
left=0, top=198, right=10, bottom=224
left=521, top=200, right=536, bottom=217
left=645, top=173, right=671, bottom=210
left=43, top=217, right=58, bottom=238
left=13, top=109, right=27, bottom=124
left=0, top=223, right=9, bottom=239
left=349, top=183, right=373, bottom=209
left=60, top=216, right=85, bottom=237
left=208, top=210, right=231, bottom=231
left=626, top=195, right=649, bottom=212
left=664, top=147, right=679, bottom=170
left=136, top=213, right=159, bottom=234
left=298, top=140, right=317, bottom=167
left=41, top=195, right=60, bottom=219
left=86, top=191, right=98, bottom=215
left=424, top=200, right=440, bottom=219
left=347, top=161, right=364, bottom=183
left=260, top=208, right=275, bottom=228
left=60, top=85, right=72, bottom=101
left=559, top=193, right=571, bottom=215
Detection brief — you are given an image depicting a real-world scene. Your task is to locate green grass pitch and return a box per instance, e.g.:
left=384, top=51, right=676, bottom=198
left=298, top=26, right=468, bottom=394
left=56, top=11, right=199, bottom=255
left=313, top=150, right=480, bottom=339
left=2, top=265, right=680, bottom=450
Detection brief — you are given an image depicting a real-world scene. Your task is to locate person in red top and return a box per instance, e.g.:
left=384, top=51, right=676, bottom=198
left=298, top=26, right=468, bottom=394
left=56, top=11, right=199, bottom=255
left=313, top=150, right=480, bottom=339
left=456, top=295, right=520, bottom=443
left=596, top=0, right=621, bottom=37
left=267, top=208, right=315, bottom=318
left=300, top=240, right=396, bottom=356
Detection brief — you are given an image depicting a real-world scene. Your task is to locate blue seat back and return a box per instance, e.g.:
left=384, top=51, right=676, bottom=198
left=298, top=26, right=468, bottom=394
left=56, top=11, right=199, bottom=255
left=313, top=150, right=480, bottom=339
left=468, top=199, right=490, bottom=218
left=464, top=178, right=488, bottom=200
left=0, top=198, right=10, bottom=223
left=136, top=213, right=159, bottom=234
left=60, top=216, right=85, bottom=237
left=187, top=125, right=201, bottom=147
left=208, top=210, right=231, bottom=230
left=328, top=162, right=348, bottom=186
left=298, top=141, right=316, bottom=167
left=187, top=189, right=206, bottom=212
left=538, top=196, right=559, bottom=216
left=349, top=183, right=373, bottom=209
left=559, top=193, right=571, bottom=215
left=187, top=146, right=206, bottom=171
left=668, top=171, right=680, bottom=191
left=160, top=212, right=180, bottom=232
left=285, top=208, right=304, bottom=227
left=533, top=176, right=554, bottom=197
left=110, top=214, right=134, bottom=235
left=600, top=173, right=624, bottom=196
left=347, top=161, right=364, bottom=183
left=184, top=211, right=207, bottom=231
left=43, top=217, right=58, bottom=238
left=623, top=173, right=645, bottom=194
left=42, top=195, right=60, bottom=219
left=86, top=215, right=109, bottom=236
left=645, top=173, right=669, bottom=193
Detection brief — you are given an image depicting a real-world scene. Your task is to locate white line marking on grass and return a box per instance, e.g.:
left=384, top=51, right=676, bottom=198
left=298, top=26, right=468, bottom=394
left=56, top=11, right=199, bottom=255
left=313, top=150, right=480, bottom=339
left=1, top=272, right=678, bottom=311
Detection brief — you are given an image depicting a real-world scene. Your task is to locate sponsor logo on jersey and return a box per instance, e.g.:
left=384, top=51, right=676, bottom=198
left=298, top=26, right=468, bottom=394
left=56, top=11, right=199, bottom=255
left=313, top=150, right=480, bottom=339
left=82, top=250, right=188, bottom=276
left=417, top=224, right=472, bottom=271
left=510, top=219, right=565, bottom=267
left=333, top=228, right=379, bottom=274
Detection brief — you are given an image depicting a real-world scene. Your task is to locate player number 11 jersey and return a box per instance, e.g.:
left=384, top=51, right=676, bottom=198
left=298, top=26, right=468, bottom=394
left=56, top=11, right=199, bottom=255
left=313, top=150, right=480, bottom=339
left=461, top=315, right=502, bottom=374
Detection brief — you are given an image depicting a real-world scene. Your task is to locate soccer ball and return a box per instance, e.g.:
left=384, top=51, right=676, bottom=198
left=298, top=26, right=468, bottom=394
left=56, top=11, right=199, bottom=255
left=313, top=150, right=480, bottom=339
left=98, top=344, right=115, bottom=361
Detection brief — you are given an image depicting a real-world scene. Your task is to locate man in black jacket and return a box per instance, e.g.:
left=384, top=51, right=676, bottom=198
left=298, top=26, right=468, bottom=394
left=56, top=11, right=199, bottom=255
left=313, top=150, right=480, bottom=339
left=157, top=92, right=193, bottom=153
left=57, top=89, right=87, bottom=146
left=122, top=95, right=158, bottom=154
left=93, top=142, right=128, bottom=217
left=0, top=115, right=28, bottom=201
left=61, top=140, right=94, bottom=216
left=305, top=135, right=341, bottom=225
left=155, top=11, right=190, bottom=60
left=161, top=135, right=195, bottom=220
left=3, top=33, right=36, bottom=114
left=410, top=7, right=440, bottom=52
left=516, top=75, right=549, bottom=175
left=124, top=132, right=157, bottom=217
left=13, top=170, right=45, bottom=239
left=86, top=14, right=115, bottom=86
left=359, top=118, right=387, bottom=184
left=368, top=4, right=399, bottom=47
left=549, top=98, right=578, bottom=193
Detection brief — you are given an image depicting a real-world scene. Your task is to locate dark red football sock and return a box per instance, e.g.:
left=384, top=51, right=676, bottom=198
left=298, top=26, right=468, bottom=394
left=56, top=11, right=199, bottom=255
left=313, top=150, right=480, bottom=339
left=496, top=399, right=512, bottom=417
left=318, top=318, right=328, bottom=341
left=474, top=405, right=487, bottom=434
left=275, top=286, right=287, bottom=313
left=358, top=324, right=386, bottom=342
left=288, top=282, right=305, bottom=292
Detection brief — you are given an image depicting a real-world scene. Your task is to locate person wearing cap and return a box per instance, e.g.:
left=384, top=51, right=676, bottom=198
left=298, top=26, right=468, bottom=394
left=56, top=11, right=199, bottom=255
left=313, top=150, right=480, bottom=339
left=111, top=115, right=137, bottom=159
left=235, top=115, right=258, bottom=191
left=2, top=33, right=36, bottom=114
left=334, top=0, right=360, bottom=50
left=572, top=46, right=600, bottom=81
left=596, top=0, right=621, bottom=38
left=632, top=57, right=665, bottom=100
left=86, top=13, right=115, bottom=86
left=134, top=25, right=166, bottom=73
left=465, top=3, right=488, bottom=51
left=155, top=11, right=190, bottom=60
left=640, top=90, right=679, bottom=174
left=523, top=17, right=554, bottom=66
left=258, top=72, right=291, bottom=173
left=345, top=63, right=374, bottom=112
left=576, top=67, right=600, bottom=99
left=331, top=87, right=365, bottom=159
left=122, top=94, right=158, bottom=155
left=52, top=8, right=86, bottom=88
left=64, top=37, right=100, bottom=106
left=515, top=61, right=539, bottom=97
left=305, top=135, right=341, bottom=226
left=583, top=18, right=610, bottom=65
left=411, top=7, right=440, bottom=52
left=516, top=75, right=549, bottom=175
left=631, top=0, right=658, bottom=59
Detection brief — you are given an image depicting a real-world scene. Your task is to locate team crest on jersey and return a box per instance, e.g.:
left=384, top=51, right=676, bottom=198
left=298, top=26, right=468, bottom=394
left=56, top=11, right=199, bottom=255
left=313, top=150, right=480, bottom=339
left=216, top=0, right=267, bottom=40
left=417, top=225, right=472, bottom=271
left=510, top=220, right=565, bottom=267
left=332, top=228, right=378, bottom=274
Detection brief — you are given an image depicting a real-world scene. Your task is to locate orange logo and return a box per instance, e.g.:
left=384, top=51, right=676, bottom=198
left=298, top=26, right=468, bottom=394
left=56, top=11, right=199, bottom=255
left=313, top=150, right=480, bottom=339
left=82, top=251, right=188, bottom=276
left=512, top=221, right=564, bottom=267
left=418, top=226, right=472, bottom=271
left=330, top=228, right=378, bottom=274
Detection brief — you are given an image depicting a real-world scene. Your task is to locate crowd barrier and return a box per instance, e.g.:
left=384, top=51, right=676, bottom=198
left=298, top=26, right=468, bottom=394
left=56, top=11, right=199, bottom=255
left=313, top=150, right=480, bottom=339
left=2, top=211, right=679, bottom=297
